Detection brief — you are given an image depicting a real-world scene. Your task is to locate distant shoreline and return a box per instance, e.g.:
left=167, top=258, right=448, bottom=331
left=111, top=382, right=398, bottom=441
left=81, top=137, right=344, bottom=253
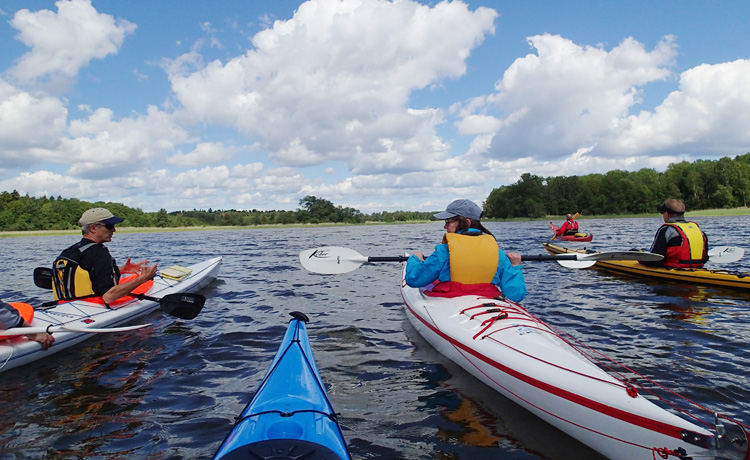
left=0, top=221, right=430, bottom=238
left=1, top=208, right=748, bottom=238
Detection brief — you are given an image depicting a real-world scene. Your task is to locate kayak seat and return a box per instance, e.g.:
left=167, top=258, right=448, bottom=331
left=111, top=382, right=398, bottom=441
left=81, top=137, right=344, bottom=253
left=217, top=438, right=345, bottom=460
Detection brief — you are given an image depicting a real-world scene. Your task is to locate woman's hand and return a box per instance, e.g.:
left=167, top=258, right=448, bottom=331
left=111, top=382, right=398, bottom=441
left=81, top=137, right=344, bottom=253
left=506, top=252, right=522, bottom=266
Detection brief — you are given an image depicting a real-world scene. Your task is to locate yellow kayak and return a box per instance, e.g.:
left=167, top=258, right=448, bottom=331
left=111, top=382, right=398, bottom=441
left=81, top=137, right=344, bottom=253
left=543, top=242, right=750, bottom=290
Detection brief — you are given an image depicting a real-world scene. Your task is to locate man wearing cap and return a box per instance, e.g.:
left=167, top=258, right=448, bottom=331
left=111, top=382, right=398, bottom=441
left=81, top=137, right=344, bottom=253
left=646, top=198, right=708, bottom=268
left=404, top=199, right=526, bottom=302
left=52, top=208, right=157, bottom=306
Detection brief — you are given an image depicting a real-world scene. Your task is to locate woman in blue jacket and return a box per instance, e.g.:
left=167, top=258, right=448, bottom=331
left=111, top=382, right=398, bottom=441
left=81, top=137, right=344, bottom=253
left=405, top=199, right=526, bottom=302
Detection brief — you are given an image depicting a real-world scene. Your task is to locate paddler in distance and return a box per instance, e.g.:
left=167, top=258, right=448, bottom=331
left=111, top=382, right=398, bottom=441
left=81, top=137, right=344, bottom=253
left=52, top=208, right=157, bottom=307
left=554, top=213, right=579, bottom=237
left=405, top=199, right=526, bottom=302
left=0, top=298, right=54, bottom=349
left=643, top=198, right=708, bottom=268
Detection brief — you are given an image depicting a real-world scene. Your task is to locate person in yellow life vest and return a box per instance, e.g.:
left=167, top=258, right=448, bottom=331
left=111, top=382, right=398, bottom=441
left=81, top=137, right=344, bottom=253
left=0, top=298, right=54, bottom=350
left=404, top=199, right=526, bottom=302
left=644, top=198, right=708, bottom=268
left=53, top=208, right=157, bottom=307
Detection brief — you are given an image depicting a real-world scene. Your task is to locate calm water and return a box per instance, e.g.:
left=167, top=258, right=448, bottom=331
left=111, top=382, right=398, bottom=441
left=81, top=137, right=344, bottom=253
left=1, top=217, right=749, bottom=460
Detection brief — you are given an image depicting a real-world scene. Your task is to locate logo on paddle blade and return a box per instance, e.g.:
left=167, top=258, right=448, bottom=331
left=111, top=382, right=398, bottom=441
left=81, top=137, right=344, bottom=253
left=307, top=249, right=332, bottom=259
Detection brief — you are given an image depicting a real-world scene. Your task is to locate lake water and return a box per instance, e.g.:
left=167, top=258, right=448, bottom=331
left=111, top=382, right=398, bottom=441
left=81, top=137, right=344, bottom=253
left=1, top=217, right=749, bottom=460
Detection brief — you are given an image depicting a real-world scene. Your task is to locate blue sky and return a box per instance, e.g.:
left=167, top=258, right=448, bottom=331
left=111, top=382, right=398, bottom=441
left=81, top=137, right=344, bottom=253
left=1, top=0, right=749, bottom=213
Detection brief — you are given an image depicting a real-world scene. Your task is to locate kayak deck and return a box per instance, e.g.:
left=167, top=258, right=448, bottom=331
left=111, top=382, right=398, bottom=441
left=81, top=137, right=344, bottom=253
left=0, top=256, right=222, bottom=373
left=213, top=312, right=351, bottom=460
left=543, top=242, right=750, bottom=290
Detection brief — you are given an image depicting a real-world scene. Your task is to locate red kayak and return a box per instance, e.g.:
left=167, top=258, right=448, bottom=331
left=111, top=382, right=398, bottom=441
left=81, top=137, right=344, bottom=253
left=550, top=222, right=593, bottom=242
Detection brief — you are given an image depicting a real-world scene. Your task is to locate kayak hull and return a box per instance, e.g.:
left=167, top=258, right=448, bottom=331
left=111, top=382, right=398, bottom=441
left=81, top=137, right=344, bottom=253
left=213, top=313, right=351, bottom=460
left=544, top=242, right=750, bottom=290
left=0, top=257, right=222, bottom=373
left=550, top=223, right=593, bottom=242
left=399, top=267, right=739, bottom=460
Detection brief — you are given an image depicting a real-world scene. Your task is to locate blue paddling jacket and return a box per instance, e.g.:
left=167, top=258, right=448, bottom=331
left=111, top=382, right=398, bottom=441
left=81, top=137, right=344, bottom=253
left=405, top=228, right=526, bottom=302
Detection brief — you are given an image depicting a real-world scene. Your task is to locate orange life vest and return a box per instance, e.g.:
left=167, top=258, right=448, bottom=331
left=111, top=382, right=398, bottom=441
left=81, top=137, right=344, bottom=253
left=8, top=302, right=34, bottom=325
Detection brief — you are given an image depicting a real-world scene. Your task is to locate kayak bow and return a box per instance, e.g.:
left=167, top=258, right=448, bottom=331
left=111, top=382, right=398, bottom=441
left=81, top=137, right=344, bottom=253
left=213, top=311, right=351, bottom=460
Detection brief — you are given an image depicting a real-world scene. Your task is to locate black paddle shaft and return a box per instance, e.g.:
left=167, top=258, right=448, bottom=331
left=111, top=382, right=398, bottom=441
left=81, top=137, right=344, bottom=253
left=368, top=256, right=409, bottom=263
left=522, top=254, right=577, bottom=261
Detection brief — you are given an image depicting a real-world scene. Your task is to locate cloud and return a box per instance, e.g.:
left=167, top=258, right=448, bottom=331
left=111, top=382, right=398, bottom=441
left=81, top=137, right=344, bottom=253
left=457, top=34, right=678, bottom=161
left=606, top=59, right=750, bottom=155
left=167, top=142, right=238, bottom=167
left=62, top=105, right=193, bottom=179
left=6, top=0, right=136, bottom=88
left=0, top=79, right=68, bottom=165
left=166, top=0, right=497, bottom=173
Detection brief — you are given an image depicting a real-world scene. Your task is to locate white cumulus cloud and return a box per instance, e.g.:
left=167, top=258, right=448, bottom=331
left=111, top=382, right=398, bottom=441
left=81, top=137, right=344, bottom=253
left=7, top=0, right=136, bottom=88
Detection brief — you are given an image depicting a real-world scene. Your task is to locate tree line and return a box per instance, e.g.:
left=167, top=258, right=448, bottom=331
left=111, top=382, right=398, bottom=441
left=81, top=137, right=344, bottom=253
left=485, top=153, right=750, bottom=218
left=2, top=153, right=749, bottom=231
left=0, top=192, right=434, bottom=231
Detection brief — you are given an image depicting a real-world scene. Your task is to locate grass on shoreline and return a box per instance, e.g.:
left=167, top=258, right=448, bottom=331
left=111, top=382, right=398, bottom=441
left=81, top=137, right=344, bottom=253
left=1, top=207, right=748, bottom=238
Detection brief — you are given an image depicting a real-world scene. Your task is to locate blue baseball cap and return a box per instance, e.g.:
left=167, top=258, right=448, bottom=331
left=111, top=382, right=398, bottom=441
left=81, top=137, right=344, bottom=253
left=434, top=199, right=483, bottom=220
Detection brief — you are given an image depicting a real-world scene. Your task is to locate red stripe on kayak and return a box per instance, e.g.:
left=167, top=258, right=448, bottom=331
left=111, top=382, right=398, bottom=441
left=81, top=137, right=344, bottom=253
left=403, top=300, right=687, bottom=442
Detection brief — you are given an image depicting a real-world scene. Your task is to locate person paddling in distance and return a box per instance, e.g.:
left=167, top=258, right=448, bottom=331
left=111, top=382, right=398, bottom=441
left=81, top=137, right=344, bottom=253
left=405, top=199, right=526, bottom=302
left=643, top=198, right=708, bottom=268
left=52, top=208, right=157, bottom=307
left=0, top=298, right=54, bottom=349
left=554, top=213, right=579, bottom=237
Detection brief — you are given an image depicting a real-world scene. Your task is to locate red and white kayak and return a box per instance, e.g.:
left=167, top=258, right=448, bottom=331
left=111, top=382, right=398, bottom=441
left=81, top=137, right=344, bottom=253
left=400, top=267, right=748, bottom=460
left=550, top=223, right=593, bottom=242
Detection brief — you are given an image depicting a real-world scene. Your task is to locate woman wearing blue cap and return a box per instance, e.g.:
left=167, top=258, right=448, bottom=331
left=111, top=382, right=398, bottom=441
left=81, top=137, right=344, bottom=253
left=405, top=199, right=526, bottom=302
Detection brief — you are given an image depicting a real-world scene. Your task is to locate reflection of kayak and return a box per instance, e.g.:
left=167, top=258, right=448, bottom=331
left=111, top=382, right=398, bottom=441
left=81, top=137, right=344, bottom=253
left=213, top=312, right=351, bottom=460
left=550, top=223, right=593, bottom=241
left=400, top=266, right=748, bottom=460
left=544, top=242, right=750, bottom=290
left=0, top=257, right=222, bottom=373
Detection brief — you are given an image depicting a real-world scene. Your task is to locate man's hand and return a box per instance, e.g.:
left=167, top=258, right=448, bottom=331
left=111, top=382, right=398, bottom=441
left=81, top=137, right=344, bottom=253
left=120, top=258, right=150, bottom=274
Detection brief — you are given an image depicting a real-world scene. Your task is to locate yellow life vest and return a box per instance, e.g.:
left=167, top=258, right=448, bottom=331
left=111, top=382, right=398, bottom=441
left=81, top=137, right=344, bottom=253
left=53, top=242, right=98, bottom=301
left=442, top=233, right=499, bottom=284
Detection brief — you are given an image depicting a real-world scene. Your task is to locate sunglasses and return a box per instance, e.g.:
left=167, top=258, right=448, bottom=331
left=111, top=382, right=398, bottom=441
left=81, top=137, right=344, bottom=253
left=444, top=217, right=459, bottom=225
left=95, top=222, right=116, bottom=230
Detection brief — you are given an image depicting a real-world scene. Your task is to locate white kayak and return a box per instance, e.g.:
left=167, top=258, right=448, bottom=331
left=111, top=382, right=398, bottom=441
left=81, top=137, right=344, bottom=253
left=400, top=266, right=748, bottom=460
left=0, top=257, right=222, bottom=373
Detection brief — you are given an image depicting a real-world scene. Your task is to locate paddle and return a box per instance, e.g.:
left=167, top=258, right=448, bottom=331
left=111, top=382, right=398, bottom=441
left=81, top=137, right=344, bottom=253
left=0, top=323, right=151, bottom=337
left=299, top=246, right=663, bottom=274
left=551, top=212, right=579, bottom=241
left=32, top=267, right=205, bottom=320
left=707, top=246, right=744, bottom=264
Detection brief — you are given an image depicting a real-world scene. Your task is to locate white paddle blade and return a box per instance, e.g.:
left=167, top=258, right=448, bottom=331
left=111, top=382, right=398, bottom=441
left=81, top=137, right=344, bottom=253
left=557, top=260, right=597, bottom=269
left=708, top=246, right=745, bottom=264
left=299, top=247, right=368, bottom=274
